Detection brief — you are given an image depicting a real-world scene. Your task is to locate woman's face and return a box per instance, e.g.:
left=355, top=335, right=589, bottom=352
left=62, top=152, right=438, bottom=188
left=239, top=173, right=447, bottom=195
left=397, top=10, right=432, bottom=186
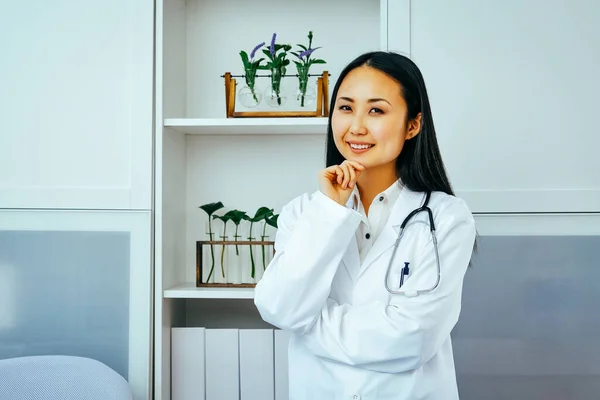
left=331, top=66, right=421, bottom=170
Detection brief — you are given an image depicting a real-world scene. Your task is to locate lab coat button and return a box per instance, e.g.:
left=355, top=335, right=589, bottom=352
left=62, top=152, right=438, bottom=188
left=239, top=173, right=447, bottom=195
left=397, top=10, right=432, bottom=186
left=351, top=394, right=361, bottom=400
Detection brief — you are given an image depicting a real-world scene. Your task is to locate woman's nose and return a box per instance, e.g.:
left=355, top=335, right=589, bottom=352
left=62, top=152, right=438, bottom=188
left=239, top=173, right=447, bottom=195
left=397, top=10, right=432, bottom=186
left=349, top=116, right=367, bottom=135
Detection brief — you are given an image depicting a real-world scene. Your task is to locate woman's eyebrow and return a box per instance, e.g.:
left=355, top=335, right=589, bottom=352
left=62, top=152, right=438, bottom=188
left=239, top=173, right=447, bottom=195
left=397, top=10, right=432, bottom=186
left=338, top=96, right=391, bottom=105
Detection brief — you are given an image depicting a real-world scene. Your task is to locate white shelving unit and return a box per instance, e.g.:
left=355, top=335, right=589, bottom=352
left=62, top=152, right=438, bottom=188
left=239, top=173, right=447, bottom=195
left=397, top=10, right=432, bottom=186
left=164, top=283, right=255, bottom=300
left=154, top=0, right=397, bottom=399
left=164, top=118, right=328, bottom=135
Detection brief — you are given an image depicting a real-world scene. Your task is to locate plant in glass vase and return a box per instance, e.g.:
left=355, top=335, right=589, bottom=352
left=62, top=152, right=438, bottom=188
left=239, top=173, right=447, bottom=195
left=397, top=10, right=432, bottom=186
left=223, top=210, right=247, bottom=256
left=243, top=206, right=274, bottom=279
left=292, top=31, right=326, bottom=107
left=199, top=201, right=224, bottom=282
left=262, top=33, right=291, bottom=107
left=239, top=42, right=267, bottom=107
left=225, top=209, right=248, bottom=284
left=212, top=213, right=232, bottom=279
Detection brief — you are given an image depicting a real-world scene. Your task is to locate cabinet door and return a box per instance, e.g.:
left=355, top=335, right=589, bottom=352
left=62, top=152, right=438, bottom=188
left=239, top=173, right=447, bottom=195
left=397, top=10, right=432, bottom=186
left=453, top=214, right=600, bottom=399
left=381, top=0, right=410, bottom=55
left=386, top=1, right=600, bottom=213
left=0, top=0, right=153, bottom=210
left=0, top=210, right=152, bottom=400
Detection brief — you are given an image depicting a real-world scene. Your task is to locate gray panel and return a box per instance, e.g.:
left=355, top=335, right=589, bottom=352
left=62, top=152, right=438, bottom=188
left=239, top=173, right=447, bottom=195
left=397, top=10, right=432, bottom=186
left=184, top=299, right=274, bottom=329
left=453, top=235, right=600, bottom=399
left=0, top=231, right=130, bottom=379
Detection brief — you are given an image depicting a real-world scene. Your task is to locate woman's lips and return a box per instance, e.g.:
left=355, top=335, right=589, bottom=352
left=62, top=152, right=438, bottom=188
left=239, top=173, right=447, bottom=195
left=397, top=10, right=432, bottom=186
left=348, top=142, right=374, bottom=154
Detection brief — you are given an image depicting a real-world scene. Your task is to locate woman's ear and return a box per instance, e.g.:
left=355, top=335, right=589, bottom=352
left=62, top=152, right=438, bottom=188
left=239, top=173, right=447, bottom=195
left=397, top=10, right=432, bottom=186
left=405, top=113, right=422, bottom=140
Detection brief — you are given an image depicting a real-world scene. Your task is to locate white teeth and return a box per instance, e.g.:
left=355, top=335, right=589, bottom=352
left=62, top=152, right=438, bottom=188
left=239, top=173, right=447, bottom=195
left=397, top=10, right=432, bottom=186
left=350, top=143, right=373, bottom=149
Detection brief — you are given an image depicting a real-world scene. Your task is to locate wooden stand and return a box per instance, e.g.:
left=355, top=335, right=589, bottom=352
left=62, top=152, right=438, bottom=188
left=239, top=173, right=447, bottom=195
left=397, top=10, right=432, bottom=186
left=196, top=240, right=275, bottom=288
left=224, top=71, right=329, bottom=118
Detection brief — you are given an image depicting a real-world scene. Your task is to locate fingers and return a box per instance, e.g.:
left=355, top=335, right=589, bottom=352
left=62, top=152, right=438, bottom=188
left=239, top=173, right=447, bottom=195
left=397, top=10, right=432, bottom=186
left=339, top=163, right=352, bottom=189
left=335, top=166, right=344, bottom=185
left=322, top=165, right=344, bottom=185
left=340, top=161, right=365, bottom=189
left=345, top=160, right=366, bottom=171
left=322, top=161, right=366, bottom=189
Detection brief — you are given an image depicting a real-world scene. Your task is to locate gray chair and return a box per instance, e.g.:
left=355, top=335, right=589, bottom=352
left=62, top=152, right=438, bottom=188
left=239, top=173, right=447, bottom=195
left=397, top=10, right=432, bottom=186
left=0, top=355, right=133, bottom=400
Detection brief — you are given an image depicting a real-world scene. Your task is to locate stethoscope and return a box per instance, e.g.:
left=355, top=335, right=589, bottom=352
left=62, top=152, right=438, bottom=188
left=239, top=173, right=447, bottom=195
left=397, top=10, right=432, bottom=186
left=384, top=191, right=441, bottom=297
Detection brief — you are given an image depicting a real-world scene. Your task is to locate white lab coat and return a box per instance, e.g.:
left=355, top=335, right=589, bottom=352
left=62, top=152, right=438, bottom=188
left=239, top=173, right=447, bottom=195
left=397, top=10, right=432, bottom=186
left=254, top=186, right=476, bottom=400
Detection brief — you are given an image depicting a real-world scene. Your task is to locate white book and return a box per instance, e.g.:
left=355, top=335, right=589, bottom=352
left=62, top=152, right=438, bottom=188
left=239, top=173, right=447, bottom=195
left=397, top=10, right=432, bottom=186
left=239, top=329, right=275, bottom=400
left=274, top=329, right=291, bottom=400
left=205, top=329, right=240, bottom=400
left=171, top=327, right=206, bottom=400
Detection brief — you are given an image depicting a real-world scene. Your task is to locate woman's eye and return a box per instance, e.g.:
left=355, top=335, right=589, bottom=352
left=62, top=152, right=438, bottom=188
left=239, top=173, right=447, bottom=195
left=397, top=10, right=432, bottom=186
left=370, top=108, right=383, bottom=114
left=338, top=105, right=351, bottom=111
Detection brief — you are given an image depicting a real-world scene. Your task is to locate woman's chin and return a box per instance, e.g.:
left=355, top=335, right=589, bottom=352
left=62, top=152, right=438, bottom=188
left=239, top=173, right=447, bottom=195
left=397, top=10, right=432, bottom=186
left=344, top=153, right=372, bottom=167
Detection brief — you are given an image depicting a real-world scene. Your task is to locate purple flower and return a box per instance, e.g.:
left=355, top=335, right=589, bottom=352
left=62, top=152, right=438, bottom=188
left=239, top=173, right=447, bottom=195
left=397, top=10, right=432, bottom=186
left=270, top=33, right=276, bottom=56
left=298, top=48, right=316, bottom=59
left=250, top=42, right=265, bottom=60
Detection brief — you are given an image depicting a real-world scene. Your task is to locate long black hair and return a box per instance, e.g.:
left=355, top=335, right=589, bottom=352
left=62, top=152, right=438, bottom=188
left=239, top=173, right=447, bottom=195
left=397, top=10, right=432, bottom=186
left=327, top=51, right=479, bottom=259
left=326, top=51, right=454, bottom=197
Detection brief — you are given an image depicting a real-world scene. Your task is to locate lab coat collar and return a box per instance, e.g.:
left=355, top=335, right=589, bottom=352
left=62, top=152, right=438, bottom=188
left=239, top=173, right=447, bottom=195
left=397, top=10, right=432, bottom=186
left=342, top=185, right=430, bottom=280
left=346, top=180, right=403, bottom=216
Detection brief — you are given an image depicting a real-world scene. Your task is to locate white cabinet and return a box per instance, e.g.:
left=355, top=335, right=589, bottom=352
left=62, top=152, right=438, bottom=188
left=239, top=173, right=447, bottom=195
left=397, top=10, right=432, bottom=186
left=0, top=209, right=153, bottom=400
left=154, top=0, right=386, bottom=398
left=387, top=0, right=600, bottom=213
left=0, top=0, right=154, bottom=210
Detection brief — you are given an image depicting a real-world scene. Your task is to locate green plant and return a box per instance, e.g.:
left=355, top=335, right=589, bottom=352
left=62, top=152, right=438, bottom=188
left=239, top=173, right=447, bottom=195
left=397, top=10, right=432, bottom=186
left=291, top=31, right=326, bottom=107
left=212, top=213, right=232, bottom=278
left=199, top=201, right=224, bottom=282
left=223, top=210, right=247, bottom=256
left=239, top=41, right=267, bottom=102
left=263, top=33, right=291, bottom=105
left=243, top=206, right=274, bottom=278
left=262, top=213, right=279, bottom=270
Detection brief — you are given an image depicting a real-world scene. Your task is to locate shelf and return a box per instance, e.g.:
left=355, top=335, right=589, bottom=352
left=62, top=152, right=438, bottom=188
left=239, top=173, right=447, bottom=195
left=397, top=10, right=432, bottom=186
left=164, top=282, right=255, bottom=299
left=164, top=118, right=328, bottom=135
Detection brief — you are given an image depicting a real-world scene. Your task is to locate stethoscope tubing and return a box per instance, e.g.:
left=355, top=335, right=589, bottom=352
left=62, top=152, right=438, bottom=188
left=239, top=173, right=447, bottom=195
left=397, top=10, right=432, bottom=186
left=384, top=192, right=442, bottom=297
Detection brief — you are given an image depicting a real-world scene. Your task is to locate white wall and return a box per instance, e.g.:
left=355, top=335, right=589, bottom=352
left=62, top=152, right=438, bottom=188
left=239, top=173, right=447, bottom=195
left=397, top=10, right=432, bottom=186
left=0, top=0, right=154, bottom=210
left=388, top=0, right=600, bottom=213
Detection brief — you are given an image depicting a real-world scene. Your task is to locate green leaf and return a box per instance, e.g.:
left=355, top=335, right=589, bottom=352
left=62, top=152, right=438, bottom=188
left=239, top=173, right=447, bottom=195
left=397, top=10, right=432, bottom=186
left=296, top=44, right=308, bottom=51
left=199, top=202, right=224, bottom=216
left=310, top=59, right=326, bottom=64
left=265, top=214, right=279, bottom=228
left=244, top=207, right=273, bottom=222
left=240, top=50, right=250, bottom=66
left=273, top=44, right=291, bottom=52
left=224, top=210, right=247, bottom=225
left=262, top=48, right=274, bottom=60
left=212, top=214, right=231, bottom=223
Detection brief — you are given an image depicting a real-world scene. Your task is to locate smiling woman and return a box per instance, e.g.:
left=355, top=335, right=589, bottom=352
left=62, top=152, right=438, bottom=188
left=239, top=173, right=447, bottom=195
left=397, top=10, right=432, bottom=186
left=254, top=51, right=477, bottom=400
left=326, top=52, right=453, bottom=205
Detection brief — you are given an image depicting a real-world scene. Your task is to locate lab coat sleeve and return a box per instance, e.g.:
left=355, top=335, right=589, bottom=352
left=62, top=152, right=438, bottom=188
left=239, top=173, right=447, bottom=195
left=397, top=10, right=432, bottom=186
left=297, top=199, right=476, bottom=373
left=254, top=190, right=362, bottom=333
